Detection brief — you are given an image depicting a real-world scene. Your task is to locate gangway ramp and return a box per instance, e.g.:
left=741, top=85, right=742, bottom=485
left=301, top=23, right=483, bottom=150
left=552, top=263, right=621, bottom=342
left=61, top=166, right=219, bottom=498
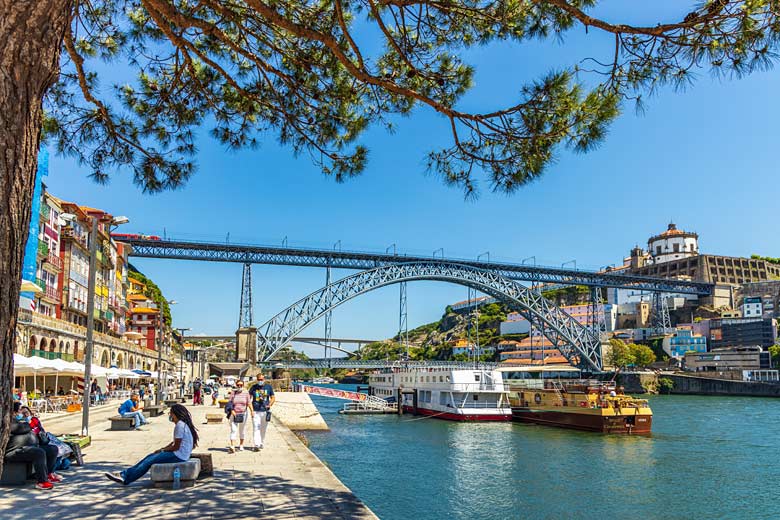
left=296, top=384, right=397, bottom=414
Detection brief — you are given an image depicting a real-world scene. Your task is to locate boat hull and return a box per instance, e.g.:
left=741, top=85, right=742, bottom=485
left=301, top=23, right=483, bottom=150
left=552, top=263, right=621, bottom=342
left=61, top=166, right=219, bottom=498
left=403, top=405, right=512, bottom=422
left=511, top=407, right=652, bottom=434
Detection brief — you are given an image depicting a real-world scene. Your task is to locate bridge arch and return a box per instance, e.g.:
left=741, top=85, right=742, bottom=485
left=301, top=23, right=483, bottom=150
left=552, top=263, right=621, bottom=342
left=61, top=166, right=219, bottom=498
left=256, top=262, right=602, bottom=370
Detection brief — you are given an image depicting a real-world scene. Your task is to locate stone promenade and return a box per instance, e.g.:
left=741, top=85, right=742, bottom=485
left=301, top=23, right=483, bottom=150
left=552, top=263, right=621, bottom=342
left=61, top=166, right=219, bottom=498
left=0, top=398, right=377, bottom=519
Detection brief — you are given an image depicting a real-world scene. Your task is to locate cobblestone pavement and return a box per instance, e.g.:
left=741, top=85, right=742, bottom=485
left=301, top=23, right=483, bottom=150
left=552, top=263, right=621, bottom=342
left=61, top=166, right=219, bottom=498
left=0, top=398, right=377, bottom=520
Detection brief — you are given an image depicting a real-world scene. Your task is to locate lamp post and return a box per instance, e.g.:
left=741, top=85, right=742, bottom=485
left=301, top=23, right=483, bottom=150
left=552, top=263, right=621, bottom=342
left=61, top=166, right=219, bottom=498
left=175, top=327, right=191, bottom=387
left=156, top=299, right=177, bottom=405
left=61, top=212, right=128, bottom=437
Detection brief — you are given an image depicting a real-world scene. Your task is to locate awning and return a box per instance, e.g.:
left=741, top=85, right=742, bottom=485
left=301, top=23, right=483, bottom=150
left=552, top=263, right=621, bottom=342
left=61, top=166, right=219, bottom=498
left=20, top=279, right=43, bottom=294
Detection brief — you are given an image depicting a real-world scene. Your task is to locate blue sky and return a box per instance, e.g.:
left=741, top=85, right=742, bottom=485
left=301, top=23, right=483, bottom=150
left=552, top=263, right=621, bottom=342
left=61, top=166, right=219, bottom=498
left=44, top=3, right=780, bottom=347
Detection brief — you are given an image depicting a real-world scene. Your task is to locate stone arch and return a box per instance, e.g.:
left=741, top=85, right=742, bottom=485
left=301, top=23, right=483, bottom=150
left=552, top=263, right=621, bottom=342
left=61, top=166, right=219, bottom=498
left=116, top=353, right=124, bottom=369
left=73, top=341, right=79, bottom=361
left=29, top=336, right=37, bottom=353
left=39, top=337, right=47, bottom=351
left=99, top=350, right=109, bottom=368
left=48, top=338, right=56, bottom=352
left=65, top=341, right=70, bottom=354
left=257, top=262, right=603, bottom=370
left=59, top=340, right=64, bottom=353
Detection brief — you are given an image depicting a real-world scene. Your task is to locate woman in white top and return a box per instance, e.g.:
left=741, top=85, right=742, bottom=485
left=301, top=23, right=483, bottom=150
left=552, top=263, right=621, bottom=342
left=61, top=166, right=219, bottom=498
left=104, top=404, right=199, bottom=485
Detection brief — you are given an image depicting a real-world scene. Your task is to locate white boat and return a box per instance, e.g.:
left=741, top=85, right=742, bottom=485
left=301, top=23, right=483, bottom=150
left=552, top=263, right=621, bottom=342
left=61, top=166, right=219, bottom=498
left=369, top=366, right=512, bottom=421
left=312, top=376, right=336, bottom=384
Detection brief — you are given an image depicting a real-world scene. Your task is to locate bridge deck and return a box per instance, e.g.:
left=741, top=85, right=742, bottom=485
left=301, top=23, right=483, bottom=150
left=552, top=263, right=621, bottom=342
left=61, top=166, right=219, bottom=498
left=121, top=238, right=713, bottom=295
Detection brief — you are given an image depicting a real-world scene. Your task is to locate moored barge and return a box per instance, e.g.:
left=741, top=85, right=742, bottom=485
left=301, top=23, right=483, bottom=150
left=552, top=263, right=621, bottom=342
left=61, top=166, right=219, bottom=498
left=501, top=367, right=652, bottom=434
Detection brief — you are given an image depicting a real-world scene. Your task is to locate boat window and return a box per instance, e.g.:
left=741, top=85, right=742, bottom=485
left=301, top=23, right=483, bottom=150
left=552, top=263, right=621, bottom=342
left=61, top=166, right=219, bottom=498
left=473, top=395, right=479, bottom=400
left=474, top=374, right=481, bottom=382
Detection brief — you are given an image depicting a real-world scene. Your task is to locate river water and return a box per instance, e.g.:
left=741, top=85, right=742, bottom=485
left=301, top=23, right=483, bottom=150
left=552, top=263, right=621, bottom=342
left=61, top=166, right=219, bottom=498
left=305, top=386, right=780, bottom=519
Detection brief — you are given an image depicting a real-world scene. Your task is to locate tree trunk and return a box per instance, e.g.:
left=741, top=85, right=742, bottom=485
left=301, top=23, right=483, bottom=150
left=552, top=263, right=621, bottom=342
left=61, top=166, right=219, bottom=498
left=0, top=0, right=72, bottom=475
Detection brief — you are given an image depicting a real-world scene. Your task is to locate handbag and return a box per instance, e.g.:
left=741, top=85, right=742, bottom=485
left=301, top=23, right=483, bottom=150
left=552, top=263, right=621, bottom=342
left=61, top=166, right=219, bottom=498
left=234, top=412, right=245, bottom=423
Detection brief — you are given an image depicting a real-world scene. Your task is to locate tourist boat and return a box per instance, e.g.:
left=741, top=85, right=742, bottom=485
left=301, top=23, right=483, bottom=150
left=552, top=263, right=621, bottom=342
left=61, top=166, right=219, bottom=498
left=500, top=367, right=652, bottom=434
left=368, top=366, right=512, bottom=421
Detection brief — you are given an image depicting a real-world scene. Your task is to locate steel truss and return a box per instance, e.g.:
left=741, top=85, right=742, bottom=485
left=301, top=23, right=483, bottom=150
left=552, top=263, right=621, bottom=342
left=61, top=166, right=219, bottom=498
left=256, top=262, right=605, bottom=371
left=263, top=359, right=501, bottom=370
left=124, top=238, right=713, bottom=295
left=238, top=263, right=253, bottom=328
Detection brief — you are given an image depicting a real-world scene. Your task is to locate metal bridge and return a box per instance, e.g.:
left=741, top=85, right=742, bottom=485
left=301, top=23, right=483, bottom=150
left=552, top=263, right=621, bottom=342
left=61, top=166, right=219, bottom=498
left=267, top=359, right=501, bottom=369
left=254, top=262, right=606, bottom=370
left=124, top=238, right=713, bottom=295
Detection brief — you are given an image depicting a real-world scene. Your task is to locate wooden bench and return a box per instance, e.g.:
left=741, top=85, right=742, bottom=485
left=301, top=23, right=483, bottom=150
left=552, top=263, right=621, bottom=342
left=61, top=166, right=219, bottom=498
left=0, top=461, right=32, bottom=486
left=144, top=405, right=165, bottom=417
left=109, top=415, right=143, bottom=430
left=150, top=458, right=201, bottom=489
left=205, top=413, right=223, bottom=424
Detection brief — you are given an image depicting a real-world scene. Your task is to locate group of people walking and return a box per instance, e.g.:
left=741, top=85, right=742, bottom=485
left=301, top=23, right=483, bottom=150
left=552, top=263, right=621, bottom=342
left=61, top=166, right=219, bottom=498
left=225, top=373, right=275, bottom=453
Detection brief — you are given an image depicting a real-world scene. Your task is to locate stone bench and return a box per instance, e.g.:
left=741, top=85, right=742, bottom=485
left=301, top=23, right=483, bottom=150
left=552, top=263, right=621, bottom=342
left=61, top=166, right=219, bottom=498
left=205, top=413, right=223, bottom=424
left=150, top=458, right=201, bottom=489
left=109, top=415, right=148, bottom=430
left=144, top=405, right=165, bottom=417
left=164, top=400, right=179, bottom=407
left=189, top=453, right=213, bottom=477
left=0, top=461, right=32, bottom=486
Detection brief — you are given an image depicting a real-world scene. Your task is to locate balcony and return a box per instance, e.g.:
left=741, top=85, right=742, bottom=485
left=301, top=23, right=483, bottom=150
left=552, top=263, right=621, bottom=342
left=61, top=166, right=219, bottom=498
left=40, top=205, right=50, bottom=220
left=37, top=242, right=49, bottom=257
left=44, top=285, right=60, bottom=302
left=35, top=277, right=46, bottom=291
left=30, top=349, right=74, bottom=362
left=46, top=252, right=62, bottom=270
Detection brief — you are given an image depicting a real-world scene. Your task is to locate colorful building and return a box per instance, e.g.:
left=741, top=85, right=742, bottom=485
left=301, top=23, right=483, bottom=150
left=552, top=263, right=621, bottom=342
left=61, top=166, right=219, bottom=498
left=662, top=326, right=707, bottom=358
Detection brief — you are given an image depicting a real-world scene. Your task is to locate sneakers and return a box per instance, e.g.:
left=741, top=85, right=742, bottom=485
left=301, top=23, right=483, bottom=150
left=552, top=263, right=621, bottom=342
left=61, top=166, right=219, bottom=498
left=238, top=446, right=244, bottom=452
left=36, top=481, right=54, bottom=490
left=104, top=472, right=125, bottom=485
left=48, top=473, right=64, bottom=483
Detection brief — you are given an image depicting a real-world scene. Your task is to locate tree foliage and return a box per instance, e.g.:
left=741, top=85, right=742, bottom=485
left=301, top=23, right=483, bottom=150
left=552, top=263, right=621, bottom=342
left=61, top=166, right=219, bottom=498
left=42, top=1, right=780, bottom=196
left=631, top=343, right=657, bottom=368
left=607, top=338, right=634, bottom=369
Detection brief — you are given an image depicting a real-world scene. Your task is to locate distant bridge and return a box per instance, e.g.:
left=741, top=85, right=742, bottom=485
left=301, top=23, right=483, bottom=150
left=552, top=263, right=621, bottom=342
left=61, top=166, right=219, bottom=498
left=124, top=237, right=713, bottom=295
left=263, top=359, right=500, bottom=370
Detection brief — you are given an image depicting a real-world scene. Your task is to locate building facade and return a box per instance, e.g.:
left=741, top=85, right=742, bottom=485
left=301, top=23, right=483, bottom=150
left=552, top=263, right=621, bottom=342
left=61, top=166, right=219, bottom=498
left=662, top=326, right=707, bottom=358
left=709, top=317, right=778, bottom=350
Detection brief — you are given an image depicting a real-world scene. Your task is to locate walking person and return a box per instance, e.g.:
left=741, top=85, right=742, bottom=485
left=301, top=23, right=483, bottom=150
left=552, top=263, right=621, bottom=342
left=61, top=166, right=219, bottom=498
left=248, top=373, right=275, bottom=451
left=118, top=393, right=148, bottom=430
left=227, top=380, right=252, bottom=453
left=193, top=378, right=202, bottom=405
left=105, top=404, right=199, bottom=486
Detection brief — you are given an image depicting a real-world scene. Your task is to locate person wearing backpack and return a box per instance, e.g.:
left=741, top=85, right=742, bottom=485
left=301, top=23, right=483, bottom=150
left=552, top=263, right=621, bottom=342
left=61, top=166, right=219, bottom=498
left=227, top=380, right=252, bottom=453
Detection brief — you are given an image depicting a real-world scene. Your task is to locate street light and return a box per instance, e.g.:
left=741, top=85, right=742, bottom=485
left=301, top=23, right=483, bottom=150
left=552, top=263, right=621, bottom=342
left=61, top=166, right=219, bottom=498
left=61, top=212, right=129, bottom=437
left=175, top=327, right=191, bottom=386
left=156, top=299, right=177, bottom=405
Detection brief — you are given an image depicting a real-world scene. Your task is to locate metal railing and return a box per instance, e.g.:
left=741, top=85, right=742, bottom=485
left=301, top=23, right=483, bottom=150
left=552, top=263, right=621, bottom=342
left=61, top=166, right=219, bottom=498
left=29, top=349, right=75, bottom=362
left=46, top=253, right=62, bottom=270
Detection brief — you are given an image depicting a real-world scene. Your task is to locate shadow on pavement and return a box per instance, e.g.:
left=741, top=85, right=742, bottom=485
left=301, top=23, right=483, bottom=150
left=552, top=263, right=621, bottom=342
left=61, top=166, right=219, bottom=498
left=0, top=460, right=365, bottom=519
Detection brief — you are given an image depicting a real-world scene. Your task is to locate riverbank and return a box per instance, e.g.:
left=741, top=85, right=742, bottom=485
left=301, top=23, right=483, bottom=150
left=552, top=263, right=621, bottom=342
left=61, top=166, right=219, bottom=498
left=619, top=371, right=780, bottom=397
left=0, top=398, right=376, bottom=519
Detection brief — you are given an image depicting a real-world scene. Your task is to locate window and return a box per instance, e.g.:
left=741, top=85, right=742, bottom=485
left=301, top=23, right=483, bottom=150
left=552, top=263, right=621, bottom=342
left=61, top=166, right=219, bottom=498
left=474, top=374, right=481, bottom=382
left=673, top=243, right=680, bottom=253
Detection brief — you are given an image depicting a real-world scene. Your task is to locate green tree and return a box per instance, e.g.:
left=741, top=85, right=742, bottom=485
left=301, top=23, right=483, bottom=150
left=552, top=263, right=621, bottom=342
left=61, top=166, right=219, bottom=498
left=607, top=338, right=635, bottom=369
left=769, top=344, right=780, bottom=367
left=630, top=343, right=657, bottom=368
left=3, top=0, right=780, bottom=474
